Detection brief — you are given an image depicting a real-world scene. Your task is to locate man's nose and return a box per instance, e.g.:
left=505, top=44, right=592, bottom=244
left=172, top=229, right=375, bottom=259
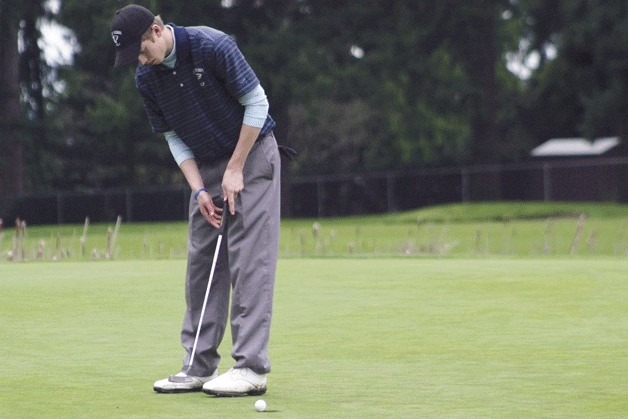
left=138, top=54, right=147, bottom=65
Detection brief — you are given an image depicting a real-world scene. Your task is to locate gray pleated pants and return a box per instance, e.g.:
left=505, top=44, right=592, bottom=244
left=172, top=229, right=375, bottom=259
left=181, top=132, right=280, bottom=377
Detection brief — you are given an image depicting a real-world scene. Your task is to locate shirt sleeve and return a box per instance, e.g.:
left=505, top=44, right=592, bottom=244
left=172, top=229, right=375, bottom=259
left=212, top=35, right=260, bottom=99
left=238, top=84, right=269, bottom=128
left=135, top=72, right=171, bottom=134
left=165, top=130, right=194, bottom=165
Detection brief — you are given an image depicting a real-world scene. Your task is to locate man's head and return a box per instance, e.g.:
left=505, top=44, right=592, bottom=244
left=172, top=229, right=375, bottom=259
left=136, top=15, right=171, bottom=67
left=110, top=4, right=159, bottom=67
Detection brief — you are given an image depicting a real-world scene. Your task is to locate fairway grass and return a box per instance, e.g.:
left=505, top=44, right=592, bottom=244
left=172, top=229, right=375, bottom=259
left=1, top=259, right=626, bottom=417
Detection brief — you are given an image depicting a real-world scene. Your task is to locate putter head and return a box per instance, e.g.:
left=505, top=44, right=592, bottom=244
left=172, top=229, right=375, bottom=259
left=168, top=374, right=193, bottom=383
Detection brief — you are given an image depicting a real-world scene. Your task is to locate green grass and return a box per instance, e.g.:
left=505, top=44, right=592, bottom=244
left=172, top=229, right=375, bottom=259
left=396, top=201, right=628, bottom=223
left=0, top=259, right=626, bottom=417
left=2, top=202, right=627, bottom=261
left=1, top=203, right=626, bottom=416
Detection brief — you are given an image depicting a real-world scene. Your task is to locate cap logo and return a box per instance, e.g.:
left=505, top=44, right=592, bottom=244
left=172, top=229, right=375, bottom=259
left=194, top=68, right=204, bottom=80
left=112, top=30, right=122, bottom=47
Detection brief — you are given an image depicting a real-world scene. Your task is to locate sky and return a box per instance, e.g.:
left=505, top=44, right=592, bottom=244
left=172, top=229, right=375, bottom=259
left=40, top=19, right=79, bottom=66
left=39, top=0, right=79, bottom=66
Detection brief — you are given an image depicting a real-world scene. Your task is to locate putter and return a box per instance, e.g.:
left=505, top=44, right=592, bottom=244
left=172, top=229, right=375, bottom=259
left=170, top=202, right=230, bottom=383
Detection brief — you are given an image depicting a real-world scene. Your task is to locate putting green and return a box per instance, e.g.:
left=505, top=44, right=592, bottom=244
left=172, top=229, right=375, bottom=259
left=0, top=258, right=626, bottom=417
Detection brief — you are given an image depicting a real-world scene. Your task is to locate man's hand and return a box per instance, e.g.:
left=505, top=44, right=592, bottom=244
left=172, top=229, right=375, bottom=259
left=197, top=191, right=223, bottom=228
left=222, top=123, right=261, bottom=216
left=177, top=159, right=224, bottom=227
left=222, top=168, right=243, bottom=215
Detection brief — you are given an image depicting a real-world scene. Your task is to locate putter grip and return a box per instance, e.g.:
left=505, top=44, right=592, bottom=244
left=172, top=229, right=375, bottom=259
left=220, top=202, right=230, bottom=234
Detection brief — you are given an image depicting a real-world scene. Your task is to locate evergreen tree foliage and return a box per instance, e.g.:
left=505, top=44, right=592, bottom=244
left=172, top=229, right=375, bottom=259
left=0, top=0, right=624, bottom=193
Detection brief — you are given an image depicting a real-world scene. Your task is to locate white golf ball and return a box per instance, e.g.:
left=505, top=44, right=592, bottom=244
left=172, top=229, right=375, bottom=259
left=255, top=399, right=267, bottom=412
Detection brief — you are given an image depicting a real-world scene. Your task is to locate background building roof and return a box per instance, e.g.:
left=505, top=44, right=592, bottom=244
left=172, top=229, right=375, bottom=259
left=530, top=137, right=620, bottom=157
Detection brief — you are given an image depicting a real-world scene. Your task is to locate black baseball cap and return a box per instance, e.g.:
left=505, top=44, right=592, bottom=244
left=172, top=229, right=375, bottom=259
left=110, top=5, right=155, bottom=67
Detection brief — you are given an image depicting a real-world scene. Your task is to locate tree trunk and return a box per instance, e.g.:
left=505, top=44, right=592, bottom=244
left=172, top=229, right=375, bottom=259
left=0, top=6, right=25, bottom=196
left=462, top=0, right=502, bottom=200
left=468, top=2, right=501, bottom=165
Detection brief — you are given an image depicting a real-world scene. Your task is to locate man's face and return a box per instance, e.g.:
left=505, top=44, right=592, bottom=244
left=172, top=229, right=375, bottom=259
left=138, top=26, right=167, bottom=66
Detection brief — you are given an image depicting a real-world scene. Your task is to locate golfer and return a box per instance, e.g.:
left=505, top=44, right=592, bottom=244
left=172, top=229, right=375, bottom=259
left=110, top=5, right=280, bottom=396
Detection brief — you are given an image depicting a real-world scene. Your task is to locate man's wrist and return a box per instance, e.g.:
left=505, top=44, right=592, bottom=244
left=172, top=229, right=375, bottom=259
left=193, top=188, right=208, bottom=201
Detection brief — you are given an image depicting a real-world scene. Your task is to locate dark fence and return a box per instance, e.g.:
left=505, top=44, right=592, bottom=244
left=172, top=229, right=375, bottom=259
left=1, top=157, right=626, bottom=225
left=3, top=186, right=191, bottom=225
left=288, top=157, right=627, bottom=217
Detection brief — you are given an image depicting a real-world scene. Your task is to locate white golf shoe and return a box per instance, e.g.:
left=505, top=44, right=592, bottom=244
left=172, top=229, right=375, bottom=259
left=202, top=367, right=267, bottom=397
left=153, top=371, right=218, bottom=393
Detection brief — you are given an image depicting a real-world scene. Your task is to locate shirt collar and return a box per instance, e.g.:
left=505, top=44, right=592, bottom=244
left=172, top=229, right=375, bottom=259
left=162, top=25, right=177, bottom=68
left=170, top=24, right=190, bottom=65
left=155, top=24, right=189, bottom=71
